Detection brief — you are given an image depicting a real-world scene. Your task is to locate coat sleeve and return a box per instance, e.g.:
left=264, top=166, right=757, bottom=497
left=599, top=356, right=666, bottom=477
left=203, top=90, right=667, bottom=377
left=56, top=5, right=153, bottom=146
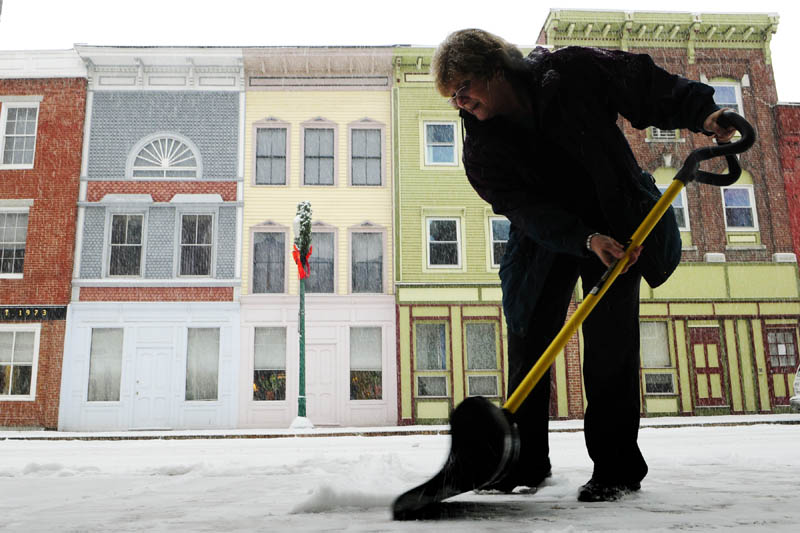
left=563, top=47, right=720, bottom=132
left=463, top=148, right=593, bottom=258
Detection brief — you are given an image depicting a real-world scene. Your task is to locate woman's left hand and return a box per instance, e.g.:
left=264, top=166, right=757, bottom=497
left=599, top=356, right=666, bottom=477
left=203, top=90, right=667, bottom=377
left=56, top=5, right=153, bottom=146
left=703, top=108, right=737, bottom=143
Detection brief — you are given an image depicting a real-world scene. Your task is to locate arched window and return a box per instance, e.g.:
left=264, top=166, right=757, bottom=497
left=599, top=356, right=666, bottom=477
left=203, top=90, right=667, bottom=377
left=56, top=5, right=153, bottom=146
left=127, top=134, right=201, bottom=179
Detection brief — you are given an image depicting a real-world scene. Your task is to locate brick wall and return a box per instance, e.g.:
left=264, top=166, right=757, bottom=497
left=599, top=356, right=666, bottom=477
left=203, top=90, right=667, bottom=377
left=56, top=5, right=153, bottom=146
left=774, top=104, right=800, bottom=260
left=1, top=77, right=86, bottom=428
left=0, top=320, right=66, bottom=429
left=619, top=47, right=790, bottom=261
left=79, top=287, right=233, bottom=301
left=0, top=78, right=86, bottom=304
left=86, top=181, right=237, bottom=202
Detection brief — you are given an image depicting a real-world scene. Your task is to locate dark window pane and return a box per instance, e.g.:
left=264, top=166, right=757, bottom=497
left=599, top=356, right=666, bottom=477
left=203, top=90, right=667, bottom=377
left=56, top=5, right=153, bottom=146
left=417, top=376, right=447, bottom=397
left=253, top=370, right=286, bottom=401
left=350, top=370, right=382, bottom=400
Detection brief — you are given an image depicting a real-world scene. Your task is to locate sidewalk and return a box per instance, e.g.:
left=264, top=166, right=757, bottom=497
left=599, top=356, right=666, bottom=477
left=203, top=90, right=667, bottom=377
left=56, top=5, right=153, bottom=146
left=2, top=412, right=799, bottom=441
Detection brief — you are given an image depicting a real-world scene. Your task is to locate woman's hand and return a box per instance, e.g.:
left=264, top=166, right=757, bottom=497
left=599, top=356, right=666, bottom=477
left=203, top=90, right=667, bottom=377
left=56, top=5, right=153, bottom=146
left=703, top=108, right=737, bottom=143
left=588, top=234, right=642, bottom=273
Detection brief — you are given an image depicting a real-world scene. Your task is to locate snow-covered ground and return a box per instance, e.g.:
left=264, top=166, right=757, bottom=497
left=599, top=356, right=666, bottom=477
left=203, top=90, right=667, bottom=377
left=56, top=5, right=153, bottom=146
left=1, top=415, right=799, bottom=532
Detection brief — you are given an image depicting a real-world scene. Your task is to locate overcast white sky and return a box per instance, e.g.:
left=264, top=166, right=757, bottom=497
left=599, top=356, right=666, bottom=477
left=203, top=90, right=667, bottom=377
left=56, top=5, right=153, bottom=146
left=0, top=0, right=797, bottom=101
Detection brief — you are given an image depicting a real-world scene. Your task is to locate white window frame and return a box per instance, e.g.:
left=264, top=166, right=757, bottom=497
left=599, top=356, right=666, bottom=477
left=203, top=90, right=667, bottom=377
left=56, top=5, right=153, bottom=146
left=708, top=80, right=744, bottom=118
left=306, top=224, right=337, bottom=294
left=423, top=121, right=458, bottom=166
left=125, top=132, right=202, bottom=180
left=488, top=216, right=510, bottom=268
left=648, top=127, right=680, bottom=142
left=349, top=326, right=383, bottom=401
left=301, top=118, right=338, bottom=186
left=252, top=118, right=290, bottom=186
left=426, top=217, right=462, bottom=269
left=0, top=323, right=41, bottom=401
left=0, top=203, right=31, bottom=279
left=348, top=224, right=386, bottom=294
left=414, top=321, right=450, bottom=398
left=86, top=327, right=125, bottom=403
left=464, top=321, right=501, bottom=398
left=105, top=211, right=147, bottom=278
left=0, top=100, right=40, bottom=170
left=184, top=327, right=221, bottom=402
left=721, top=185, right=759, bottom=232
left=348, top=119, right=385, bottom=186
left=175, top=211, right=217, bottom=278
left=253, top=326, right=287, bottom=402
left=657, top=185, right=690, bottom=231
left=249, top=223, right=289, bottom=295
left=640, top=321, right=676, bottom=396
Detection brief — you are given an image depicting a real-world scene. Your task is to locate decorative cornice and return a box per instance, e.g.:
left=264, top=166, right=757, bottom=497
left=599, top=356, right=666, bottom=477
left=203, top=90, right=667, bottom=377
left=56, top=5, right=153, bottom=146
left=541, top=10, right=780, bottom=64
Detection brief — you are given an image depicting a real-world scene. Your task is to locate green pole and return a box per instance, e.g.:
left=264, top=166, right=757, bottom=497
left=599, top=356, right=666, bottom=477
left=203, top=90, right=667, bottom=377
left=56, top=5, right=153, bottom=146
left=293, top=201, right=312, bottom=420
left=298, top=276, right=306, bottom=417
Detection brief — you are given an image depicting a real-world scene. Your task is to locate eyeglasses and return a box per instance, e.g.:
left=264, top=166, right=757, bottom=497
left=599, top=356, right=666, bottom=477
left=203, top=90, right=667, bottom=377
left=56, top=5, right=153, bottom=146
left=447, top=80, right=472, bottom=109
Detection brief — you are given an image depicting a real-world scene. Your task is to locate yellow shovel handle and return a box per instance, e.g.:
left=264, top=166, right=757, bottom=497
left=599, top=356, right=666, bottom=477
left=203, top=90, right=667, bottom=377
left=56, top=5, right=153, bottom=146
left=503, top=180, right=686, bottom=414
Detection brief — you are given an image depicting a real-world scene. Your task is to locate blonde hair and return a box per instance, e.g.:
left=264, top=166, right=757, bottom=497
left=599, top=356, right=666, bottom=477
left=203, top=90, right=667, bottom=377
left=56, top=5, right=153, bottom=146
left=431, top=28, right=525, bottom=97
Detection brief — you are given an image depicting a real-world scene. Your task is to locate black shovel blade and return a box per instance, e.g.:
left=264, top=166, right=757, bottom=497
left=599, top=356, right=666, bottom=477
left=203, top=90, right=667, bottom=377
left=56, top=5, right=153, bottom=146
left=392, top=396, right=519, bottom=520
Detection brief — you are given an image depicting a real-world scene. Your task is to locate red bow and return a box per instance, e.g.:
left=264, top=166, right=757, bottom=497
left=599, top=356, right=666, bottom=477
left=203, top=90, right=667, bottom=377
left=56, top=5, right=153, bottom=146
left=292, top=244, right=313, bottom=279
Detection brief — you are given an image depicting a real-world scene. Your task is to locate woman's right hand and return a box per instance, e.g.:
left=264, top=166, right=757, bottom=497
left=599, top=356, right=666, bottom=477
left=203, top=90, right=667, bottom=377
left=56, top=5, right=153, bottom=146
left=588, top=234, right=642, bottom=273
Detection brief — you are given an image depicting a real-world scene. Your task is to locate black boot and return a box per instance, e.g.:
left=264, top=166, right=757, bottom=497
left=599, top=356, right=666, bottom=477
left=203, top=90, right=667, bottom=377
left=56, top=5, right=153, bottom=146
left=577, top=478, right=641, bottom=502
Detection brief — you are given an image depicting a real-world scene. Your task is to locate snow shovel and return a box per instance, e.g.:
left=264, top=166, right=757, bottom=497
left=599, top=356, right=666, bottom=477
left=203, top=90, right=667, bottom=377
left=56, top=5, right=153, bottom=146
left=392, top=111, right=756, bottom=520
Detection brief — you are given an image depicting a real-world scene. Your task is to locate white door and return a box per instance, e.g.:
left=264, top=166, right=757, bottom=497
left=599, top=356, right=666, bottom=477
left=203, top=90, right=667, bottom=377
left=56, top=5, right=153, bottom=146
left=306, top=344, right=338, bottom=425
left=132, top=347, right=172, bottom=429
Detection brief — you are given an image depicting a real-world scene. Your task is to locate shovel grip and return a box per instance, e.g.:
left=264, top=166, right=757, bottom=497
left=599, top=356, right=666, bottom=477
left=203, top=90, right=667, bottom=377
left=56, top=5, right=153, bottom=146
left=675, top=111, right=756, bottom=187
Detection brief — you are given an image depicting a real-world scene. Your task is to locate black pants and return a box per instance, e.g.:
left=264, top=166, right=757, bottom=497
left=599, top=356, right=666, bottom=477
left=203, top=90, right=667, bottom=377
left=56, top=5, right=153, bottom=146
left=506, top=252, right=648, bottom=485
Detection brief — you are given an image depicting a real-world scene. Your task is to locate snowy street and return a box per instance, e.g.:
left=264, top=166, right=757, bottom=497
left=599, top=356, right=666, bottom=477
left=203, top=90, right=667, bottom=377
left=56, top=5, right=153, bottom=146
left=1, top=416, right=799, bottom=532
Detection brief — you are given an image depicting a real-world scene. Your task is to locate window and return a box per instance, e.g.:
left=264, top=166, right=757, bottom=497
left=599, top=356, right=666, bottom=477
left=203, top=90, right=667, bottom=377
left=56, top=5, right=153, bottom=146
left=130, top=136, right=199, bottom=179
left=640, top=322, right=675, bottom=394
left=766, top=329, right=798, bottom=370
left=722, top=186, right=757, bottom=230
left=490, top=217, right=510, bottom=267
left=252, top=231, right=285, bottom=293
left=351, top=128, right=382, bottom=186
left=709, top=82, right=742, bottom=116
left=180, top=214, right=213, bottom=276
left=185, top=328, right=220, bottom=401
left=255, top=127, right=287, bottom=185
left=427, top=218, right=460, bottom=268
left=350, top=327, right=382, bottom=400
left=0, top=103, right=39, bottom=167
left=306, top=231, right=334, bottom=293
left=108, top=214, right=143, bottom=276
left=304, top=128, right=335, bottom=185
left=415, top=323, right=448, bottom=397
left=649, top=127, right=678, bottom=141
left=351, top=232, right=382, bottom=293
left=0, top=211, right=28, bottom=276
left=657, top=185, right=690, bottom=231
left=465, top=322, right=500, bottom=397
left=424, top=122, right=457, bottom=165
left=87, top=328, right=124, bottom=402
left=0, top=327, right=37, bottom=398
left=253, top=327, right=286, bottom=401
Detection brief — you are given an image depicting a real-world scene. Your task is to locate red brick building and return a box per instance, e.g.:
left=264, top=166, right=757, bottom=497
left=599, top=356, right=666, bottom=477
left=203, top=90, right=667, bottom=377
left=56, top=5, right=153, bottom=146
left=0, top=51, right=86, bottom=428
left=539, top=11, right=799, bottom=418
left=775, top=103, right=800, bottom=262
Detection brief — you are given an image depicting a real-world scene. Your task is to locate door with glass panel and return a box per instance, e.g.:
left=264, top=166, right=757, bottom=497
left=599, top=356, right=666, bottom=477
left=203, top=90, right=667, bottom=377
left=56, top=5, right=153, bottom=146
left=764, top=327, right=799, bottom=407
left=688, top=327, right=729, bottom=408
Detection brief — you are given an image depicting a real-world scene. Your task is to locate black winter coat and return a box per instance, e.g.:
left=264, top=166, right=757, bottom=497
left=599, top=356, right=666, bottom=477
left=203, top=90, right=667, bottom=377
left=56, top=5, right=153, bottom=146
left=462, top=46, right=720, bottom=336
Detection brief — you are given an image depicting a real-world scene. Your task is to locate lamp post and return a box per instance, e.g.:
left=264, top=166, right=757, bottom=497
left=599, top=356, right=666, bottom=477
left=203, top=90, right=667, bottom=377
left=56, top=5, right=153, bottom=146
left=292, top=201, right=312, bottom=421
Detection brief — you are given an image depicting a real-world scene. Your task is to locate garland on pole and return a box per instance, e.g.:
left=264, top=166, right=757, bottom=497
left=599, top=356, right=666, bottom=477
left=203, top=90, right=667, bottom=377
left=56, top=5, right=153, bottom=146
left=292, top=201, right=313, bottom=279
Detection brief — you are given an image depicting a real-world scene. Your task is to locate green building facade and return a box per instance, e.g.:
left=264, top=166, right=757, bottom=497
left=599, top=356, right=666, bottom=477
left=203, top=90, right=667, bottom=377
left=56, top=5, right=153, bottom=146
left=392, top=10, right=799, bottom=424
